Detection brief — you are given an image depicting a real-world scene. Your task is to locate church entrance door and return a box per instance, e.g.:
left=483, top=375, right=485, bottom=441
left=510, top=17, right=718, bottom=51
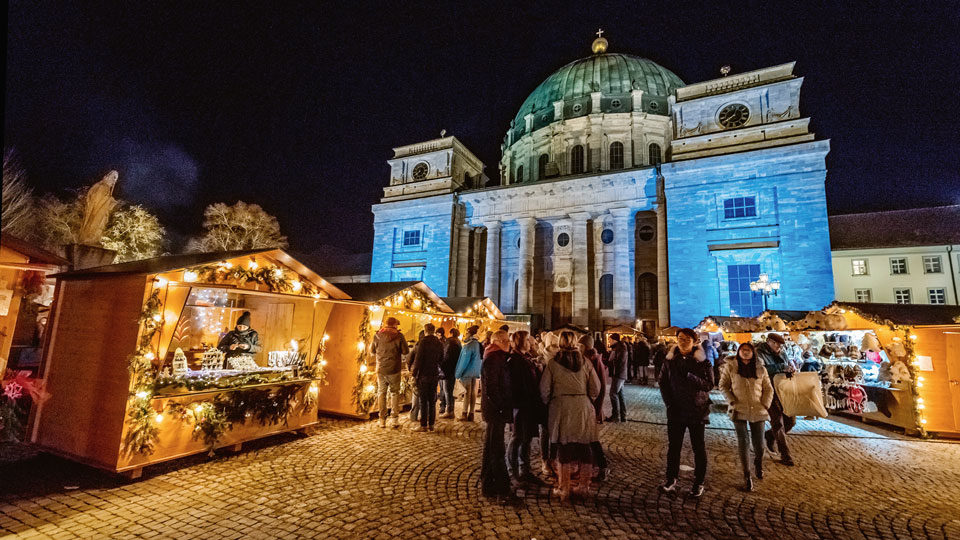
left=551, top=292, right=572, bottom=329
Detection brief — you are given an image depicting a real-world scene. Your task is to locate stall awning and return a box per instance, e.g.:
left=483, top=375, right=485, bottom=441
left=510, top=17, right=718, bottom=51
left=332, top=281, right=453, bottom=313
left=0, top=233, right=70, bottom=269
left=440, top=297, right=505, bottom=320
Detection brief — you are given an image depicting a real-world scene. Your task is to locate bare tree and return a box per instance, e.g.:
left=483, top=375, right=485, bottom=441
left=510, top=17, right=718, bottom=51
left=2, top=150, right=35, bottom=237
left=185, top=201, right=288, bottom=252
left=101, top=205, right=166, bottom=262
left=35, top=193, right=84, bottom=255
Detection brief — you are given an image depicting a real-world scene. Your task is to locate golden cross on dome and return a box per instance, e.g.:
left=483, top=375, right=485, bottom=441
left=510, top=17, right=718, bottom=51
left=596, top=28, right=604, bottom=38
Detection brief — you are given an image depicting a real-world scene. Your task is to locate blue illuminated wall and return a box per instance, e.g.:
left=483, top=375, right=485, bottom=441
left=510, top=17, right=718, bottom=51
left=663, top=141, right=835, bottom=327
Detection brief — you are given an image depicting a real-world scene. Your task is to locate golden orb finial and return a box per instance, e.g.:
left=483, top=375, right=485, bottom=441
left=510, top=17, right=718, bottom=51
left=592, top=28, right=608, bottom=54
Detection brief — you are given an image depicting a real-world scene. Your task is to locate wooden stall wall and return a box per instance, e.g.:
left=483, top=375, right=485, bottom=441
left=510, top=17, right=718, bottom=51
left=0, top=245, right=29, bottom=367
left=913, top=327, right=958, bottom=435
left=34, top=276, right=148, bottom=470
left=314, top=303, right=365, bottom=416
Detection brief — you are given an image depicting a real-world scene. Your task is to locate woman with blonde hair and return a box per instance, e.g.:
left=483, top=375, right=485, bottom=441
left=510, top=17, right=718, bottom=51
left=540, top=331, right=601, bottom=500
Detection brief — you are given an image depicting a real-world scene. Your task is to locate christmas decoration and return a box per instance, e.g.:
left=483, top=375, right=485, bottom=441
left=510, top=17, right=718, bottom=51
left=186, top=261, right=323, bottom=298
left=172, top=348, right=189, bottom=375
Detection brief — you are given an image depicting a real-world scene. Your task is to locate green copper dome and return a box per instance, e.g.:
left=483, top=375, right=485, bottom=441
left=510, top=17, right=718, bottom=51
left=509, top=53, right=684, bottom=141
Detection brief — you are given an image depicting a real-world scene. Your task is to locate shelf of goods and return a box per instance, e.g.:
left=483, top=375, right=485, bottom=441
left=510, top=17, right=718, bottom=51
left=30, top=249, right=351, bottom=478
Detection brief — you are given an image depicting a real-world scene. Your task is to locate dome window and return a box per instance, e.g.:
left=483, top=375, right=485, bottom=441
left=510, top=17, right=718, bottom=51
left=611, top=99, right=622, bottom=110
left=718, top=103, right=750, bottom=129
left=570, top=145, right=584, bottom=174
left=609, top=142, right=624, bottom=170
left=601, top=229, right=614, bottom=244
left=572, top=103, right=583, bottom=114
left=557, top=233, right=570, bottom=247
left=412, top=162, right=429, bottom=180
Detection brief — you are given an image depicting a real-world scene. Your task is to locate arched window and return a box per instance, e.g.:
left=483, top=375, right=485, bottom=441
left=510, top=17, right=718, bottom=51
left=570, top=145, right=584, bottom=174
left=539, top=154, right=549, bottom=179
left=649, top=143, right=662, bottom=166
left=638, top=273, right=657, bottom=311
left=609, top=142, right=624, bottom=170
left=599, top=274, right=614, bottom=310
left=516, top=165, right=523, bottom=183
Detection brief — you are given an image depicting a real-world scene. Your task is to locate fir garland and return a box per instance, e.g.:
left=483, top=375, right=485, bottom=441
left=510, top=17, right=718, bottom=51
left=123, top=289, right=164, bottom=456
left=188, top=262, right=321, bottom=298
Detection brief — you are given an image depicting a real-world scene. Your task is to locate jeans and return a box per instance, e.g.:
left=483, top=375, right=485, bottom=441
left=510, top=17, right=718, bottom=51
left=766, top=393, right=796, bottom=460
left=666, top=420, right=707, bottom=485
left=377, top=372, right=401, bottom=420
left=460, top=377, right=477, bottom=417
left=507, top=411, right=535, bottom=475
left=439, top=379, right=456, bottom=414
left=734, top=419, right=765, bottom=478
left=417, top=379, right=438, bottom=427
left=409, top=386, right=420, bottom=422
left=609, top=378, right=626, bottom=421
left=481, top=420, right=511, bottom=496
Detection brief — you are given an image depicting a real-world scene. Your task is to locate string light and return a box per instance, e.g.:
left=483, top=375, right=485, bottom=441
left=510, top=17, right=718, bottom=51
left=248, top=260, right=258, bottom=270
left=183, top=270, right=198, bottom=282
left=291, top=280, right=302, bottom=292
left=323, top=334, right=330, bottom=342
left=357, top=341, right=366, bottom=352
left=144, top=352, right=156, bottom=361
left=155, top=277, right=168, bottom=288
left=135, top=391, right=149, bottom=399
left=155, top=413, right=164, bottom=423
left=359, top=364, right=368, bottom=373
left=365, top=384, right=376, bottom=392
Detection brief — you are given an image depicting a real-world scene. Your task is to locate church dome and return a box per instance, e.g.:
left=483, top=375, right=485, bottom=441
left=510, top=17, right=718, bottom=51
left=508, top=52, right=684, bottom=144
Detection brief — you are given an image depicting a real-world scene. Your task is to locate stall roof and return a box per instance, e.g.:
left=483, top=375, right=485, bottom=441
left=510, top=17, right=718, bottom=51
left=0, top=233, right=70, bottom=266
left=51, top=248, right=350, bottom=299
left=332, top=281, right=452, bottom=313
left=704, top=310, right=808, bottom=325
left=835, top=302, right=960, bottom=327
left=440, top=297, right=505, bottom=320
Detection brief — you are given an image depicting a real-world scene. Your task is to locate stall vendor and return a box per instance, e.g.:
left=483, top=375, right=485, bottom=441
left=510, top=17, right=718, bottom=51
left=217, top=311, right=262, bottom=367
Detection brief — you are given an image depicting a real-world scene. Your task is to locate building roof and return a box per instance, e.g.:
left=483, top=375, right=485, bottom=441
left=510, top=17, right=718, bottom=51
left=0, top=233, right=70, bottom=267
left=836, top=302, right=960, bottom=327
left=332, top=281, right=453, bottom=313
left=829, top=205, right=960, bottom=250
left=509, top=52, right=683, bottom=143
left=440, top=297, right=505, bottom=319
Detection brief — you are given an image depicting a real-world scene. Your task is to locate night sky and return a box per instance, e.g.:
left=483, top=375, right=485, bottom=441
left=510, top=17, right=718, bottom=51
left=6, top=1, right=959, bottom=255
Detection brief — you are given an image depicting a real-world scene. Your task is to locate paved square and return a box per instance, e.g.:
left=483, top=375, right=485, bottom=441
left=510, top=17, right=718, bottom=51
left=2, top=385, right=959, bottom=539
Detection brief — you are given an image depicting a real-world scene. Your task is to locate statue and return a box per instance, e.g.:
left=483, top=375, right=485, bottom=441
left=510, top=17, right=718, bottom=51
left=77, top=171, right=119, bottom=246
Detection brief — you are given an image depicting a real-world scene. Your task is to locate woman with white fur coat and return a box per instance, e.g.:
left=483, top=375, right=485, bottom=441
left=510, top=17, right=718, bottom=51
left=719, top=342, right=774, bottom=492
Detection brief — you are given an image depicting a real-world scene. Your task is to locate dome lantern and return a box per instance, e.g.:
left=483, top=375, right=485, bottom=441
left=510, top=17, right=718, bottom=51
left=592, top=28, right=608, bottom=54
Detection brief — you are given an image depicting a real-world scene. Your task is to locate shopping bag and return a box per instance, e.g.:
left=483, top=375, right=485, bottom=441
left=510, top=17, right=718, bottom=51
left=773, top=372, right=828, bottom=418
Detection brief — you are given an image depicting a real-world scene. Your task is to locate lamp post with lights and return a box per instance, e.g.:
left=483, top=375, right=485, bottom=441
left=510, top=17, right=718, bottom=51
left=750, top=273, right=781, bottom=312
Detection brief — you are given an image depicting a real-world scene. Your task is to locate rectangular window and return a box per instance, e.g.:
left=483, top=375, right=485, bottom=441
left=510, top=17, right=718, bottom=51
left=854, top=289, right=872, bottom=303
left=894, top=288, right=912, bottom=304
left=723, top=197, right=757, bottom=219
left=928, top=288, right=946, bottom=305
left=727, top=264, right=763, bottom=317
left=851, top=259, right=868, bottom=276
left=890, top=257, right=908, bottom=275
left=402, top=229, right=421, bottom=247
left=923, top=255, right=943, bottom=274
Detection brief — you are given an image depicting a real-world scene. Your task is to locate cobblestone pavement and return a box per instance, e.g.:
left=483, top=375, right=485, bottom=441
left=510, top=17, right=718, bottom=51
left=2, top=384, right=960, bottom=539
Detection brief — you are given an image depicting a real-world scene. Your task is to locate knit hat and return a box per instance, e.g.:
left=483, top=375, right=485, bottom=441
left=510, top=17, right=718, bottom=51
left=766, top=333, right=786, bottom=345
left=236, top=311, right=252, bottom=328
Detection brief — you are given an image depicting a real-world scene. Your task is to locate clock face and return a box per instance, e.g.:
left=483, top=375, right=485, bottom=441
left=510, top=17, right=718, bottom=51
left=412, top=163, right=428, bottom=180
left=718, top=103, right=749, bottom=128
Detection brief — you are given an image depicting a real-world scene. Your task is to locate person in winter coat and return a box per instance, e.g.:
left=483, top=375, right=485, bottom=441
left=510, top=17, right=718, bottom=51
left=540, top=331, right=601, bottom=501
left=718, top=342, right=773, bottom=492
left=701, top=334, right=719, bottom=386
left=635, top=336, right=651, bottom=385
left=407, top=330, right=426, bottom=423
left=411, top=324, right=444, bottom=432
left=658, top=328, right=714, bottom=498
left=605, top=333, right=629, bottom=423
left=507, top=331, right=547, bottom=485
left=217, top=311, right=261, bottom=366
left=480, top=330, right=515, bottom=500
left=438, top=328, right=461, bottom=418
left=652, top=340, right=668, bottom=384
left=578, top=334, right=609, bottom=481
left=371, top=317, right=409, bottom=428
left=454, top=325, right=483, bottom=421
left=756, top=333, right=797, bottom=466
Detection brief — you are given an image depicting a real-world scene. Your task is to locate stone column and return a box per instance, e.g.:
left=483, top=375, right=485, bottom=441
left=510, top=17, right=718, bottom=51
left=610, top=207, right=634, bottom=316
left=483, top=221, right=501, bottom=304
left=656, top=172, right=671, bottom=327
left=516, top=217, right=537, bottom=313
left=455, top=224, right=471, bottom=296
left=570, top=212, right=592, bottom=326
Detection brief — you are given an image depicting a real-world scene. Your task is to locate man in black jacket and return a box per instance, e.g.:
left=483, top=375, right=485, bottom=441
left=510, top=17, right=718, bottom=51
left=217, top=311, right=261, bottom=368
left=480, top=330, right=515, bottom=500
left=605, top=333, right=629, bottom=422
left=411, top=324, right=443, bottom=432
left=658, top=328, right=715, bottom=498
left=438, top=328, right=461, bottom=419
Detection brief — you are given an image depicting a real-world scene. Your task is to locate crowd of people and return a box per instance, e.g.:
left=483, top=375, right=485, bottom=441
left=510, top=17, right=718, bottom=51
left=370, top=317, right=801, bottom=502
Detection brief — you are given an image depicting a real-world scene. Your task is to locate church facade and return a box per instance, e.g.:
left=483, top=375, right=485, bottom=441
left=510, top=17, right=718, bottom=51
left=370, top=36, right=834, bottom=329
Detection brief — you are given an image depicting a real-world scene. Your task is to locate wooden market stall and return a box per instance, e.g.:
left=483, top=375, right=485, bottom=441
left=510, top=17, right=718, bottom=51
left=697, top=302, right=960, bottom=438
left=317, top=283, right=527, bottom=419
left=31, top=249, right=351, bottom=477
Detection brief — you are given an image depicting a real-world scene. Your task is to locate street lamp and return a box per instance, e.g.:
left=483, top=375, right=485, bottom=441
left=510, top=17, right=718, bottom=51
left=750, top=273, right=781, bottom=312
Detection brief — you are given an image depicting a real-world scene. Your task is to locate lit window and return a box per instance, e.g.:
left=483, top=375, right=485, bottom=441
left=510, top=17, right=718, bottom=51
left=894, top=288, right=912, bottom=304
left=890, top=258, right=908, bottom=275
left=601, top=229, right=614, bottom=244
left=928, top=288, right=946, bottom=305
left=402, top=230, right=421, bottom=247
left=851, top=260, right=868, bottom=275
left=649, top=143, right=662, bottom=165
left=923, top=256, right=942, bottom=274
left=599, top=274, right=614, bottom=310
left=539, top=154, right=549, bottom=179
left=723, top=197, right=757, bottom=219
left=609, top=142, right=624, bottom=170
left=854, top=289, right=872, bottom=303
left=570, top=145, right=584, bottom=174
left=728, top=264, right=763, bottom=317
